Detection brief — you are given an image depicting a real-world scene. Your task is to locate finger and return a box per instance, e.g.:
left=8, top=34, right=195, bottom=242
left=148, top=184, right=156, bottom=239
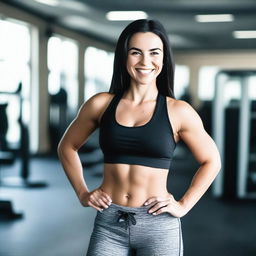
left=100, top=196, right=112, bottom=206
left=97, top=198, right=109, bottom=209
left=152, top=205, right=168, bottom=216
left=89, top=194, right=103, bottom=208
left=101, top=191, right=112, bottom=203
left=144, top=195, right=171, bottom=206
left=148, top=201, right=168, bottom=214
left=89, top=193, right=99, bottom=204
left=101, top=194, right=112, bottom=205
left=168, top=194, right=174, bottom=201
left=88, top=201, right=104, bottom=212
left=144, top=196, right=158, bottom=205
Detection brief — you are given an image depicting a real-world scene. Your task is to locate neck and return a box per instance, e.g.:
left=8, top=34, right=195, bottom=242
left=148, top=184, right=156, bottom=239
left=124, top=81, right=158, bottom=102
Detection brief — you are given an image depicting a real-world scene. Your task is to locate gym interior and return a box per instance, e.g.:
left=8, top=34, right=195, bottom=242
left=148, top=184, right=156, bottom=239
left=0, top=1, right=256, bottom=256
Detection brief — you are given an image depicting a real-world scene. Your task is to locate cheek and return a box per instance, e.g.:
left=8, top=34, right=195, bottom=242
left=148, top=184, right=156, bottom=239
left=153, top=56, right=163, bottom=66
left=155, top=60, right=163, bottom=71
left=126, top=57, right=138, bottom=73
left=126, top=62, right=134, bottom=77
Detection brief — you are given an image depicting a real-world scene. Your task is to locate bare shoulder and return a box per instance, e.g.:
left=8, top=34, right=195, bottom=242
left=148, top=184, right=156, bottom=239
left=165, top=96, right=203, bottom=132
left=166, top=97, right=194, bottom=113
left=84, top=91, right=114, bottom=107
left=78, top=92, right=115, bottom=124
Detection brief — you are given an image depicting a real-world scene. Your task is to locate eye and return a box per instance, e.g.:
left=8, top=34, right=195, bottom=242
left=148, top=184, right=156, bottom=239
left=131, top=51, right=141, bottom=55
left=151, top=51, right=160, bottom=55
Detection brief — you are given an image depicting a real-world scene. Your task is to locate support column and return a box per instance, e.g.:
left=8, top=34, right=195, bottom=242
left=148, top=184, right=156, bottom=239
left=77, top=44, right=87, bottom=108
left=188, top=65, right=200, bottom=109
left=30, top=26, right=50, bottom=153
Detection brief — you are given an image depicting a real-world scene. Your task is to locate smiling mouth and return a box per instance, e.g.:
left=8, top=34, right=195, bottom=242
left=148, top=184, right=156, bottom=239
left=135, top=68, right=154, bottom=74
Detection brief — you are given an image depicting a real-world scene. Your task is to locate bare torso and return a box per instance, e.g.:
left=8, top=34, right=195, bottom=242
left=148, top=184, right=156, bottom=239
left=99, top=163, right=170, bottom=207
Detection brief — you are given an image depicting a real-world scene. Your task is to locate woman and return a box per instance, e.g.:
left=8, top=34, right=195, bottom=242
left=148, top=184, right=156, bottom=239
left=57, top=19, right=221, bottom=256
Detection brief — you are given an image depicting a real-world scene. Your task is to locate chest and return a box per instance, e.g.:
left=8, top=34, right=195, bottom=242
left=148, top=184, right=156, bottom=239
left=115, top=98, right=157, bottom=128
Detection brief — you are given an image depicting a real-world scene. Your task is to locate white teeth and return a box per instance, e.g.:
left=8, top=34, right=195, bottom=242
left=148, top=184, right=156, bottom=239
left=137, top=69, right=153, bottom=74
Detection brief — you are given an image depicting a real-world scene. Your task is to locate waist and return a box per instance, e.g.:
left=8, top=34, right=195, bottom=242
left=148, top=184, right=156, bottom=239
left=99, top=163, right=170, bottom=207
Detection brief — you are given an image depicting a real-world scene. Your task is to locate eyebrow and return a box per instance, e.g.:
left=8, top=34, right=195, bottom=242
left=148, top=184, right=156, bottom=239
left=128, top=47, right=162, bottom=52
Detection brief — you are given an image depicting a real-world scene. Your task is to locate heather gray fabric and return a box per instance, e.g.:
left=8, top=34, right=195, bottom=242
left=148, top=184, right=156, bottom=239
left=86, top=202, right=183, bottom=256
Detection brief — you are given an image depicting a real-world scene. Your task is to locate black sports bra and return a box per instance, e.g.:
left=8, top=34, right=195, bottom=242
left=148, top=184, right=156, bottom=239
left=99, top=91, right=176, bottom=169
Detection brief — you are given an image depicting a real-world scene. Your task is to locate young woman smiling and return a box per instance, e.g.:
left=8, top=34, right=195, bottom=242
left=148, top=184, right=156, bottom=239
left=57, top=19, right=221, bottom=256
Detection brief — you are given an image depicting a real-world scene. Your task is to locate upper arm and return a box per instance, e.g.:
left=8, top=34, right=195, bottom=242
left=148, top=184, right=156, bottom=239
left=173, top=100, right=221, bottom=166
left=58, top=92, right=113, bottom=151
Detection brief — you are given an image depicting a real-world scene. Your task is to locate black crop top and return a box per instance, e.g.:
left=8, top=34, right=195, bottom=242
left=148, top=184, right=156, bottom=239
left=99, top=91, right=176, bottom=169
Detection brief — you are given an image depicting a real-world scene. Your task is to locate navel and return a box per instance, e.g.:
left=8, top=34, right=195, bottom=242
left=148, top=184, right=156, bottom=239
left=124, top=193, right=131, bottom=199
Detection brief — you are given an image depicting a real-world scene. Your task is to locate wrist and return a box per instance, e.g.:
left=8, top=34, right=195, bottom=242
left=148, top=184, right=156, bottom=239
left=78, top=189, right=89, bottom=202
left=178, top=198, right=190, bottom=216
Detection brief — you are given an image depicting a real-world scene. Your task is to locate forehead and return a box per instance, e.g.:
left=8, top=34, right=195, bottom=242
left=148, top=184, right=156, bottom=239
left=128, top=32, right=163, bottom=49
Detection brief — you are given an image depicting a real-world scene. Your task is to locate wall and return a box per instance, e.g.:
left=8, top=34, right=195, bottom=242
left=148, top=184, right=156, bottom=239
left=175, top=51, right=256, bottom=107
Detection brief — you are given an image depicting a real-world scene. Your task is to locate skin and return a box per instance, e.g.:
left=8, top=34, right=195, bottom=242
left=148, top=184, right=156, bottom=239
left=57, top=32, right=221, bottom=218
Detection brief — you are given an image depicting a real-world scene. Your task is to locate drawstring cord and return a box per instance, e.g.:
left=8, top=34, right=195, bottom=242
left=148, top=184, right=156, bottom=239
left=117, top=210, right=137, bottom=230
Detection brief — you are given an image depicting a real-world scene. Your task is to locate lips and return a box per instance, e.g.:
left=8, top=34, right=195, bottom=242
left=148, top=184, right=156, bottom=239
left=135, top=68, right=154, bottom=74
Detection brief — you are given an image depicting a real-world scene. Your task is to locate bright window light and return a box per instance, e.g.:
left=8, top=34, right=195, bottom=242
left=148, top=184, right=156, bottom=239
left=0, top=19, right=31, bottom=144
left=174, top=65, right=190, bottom=100
left=48, top=36, right=79, bottom=117
left=106, top=11, right=148, bottom=21
left=34, top=0, right=59, bottom=6
left=195, top=14, right=234, bottom=23
left=84, top=47, right=114, bottom=101
left=233, top=30, right=256, bottom=39
left=198, top=66, right=219, bottom=101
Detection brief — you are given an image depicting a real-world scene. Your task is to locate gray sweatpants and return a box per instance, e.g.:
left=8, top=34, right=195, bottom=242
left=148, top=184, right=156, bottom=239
left=86, top=202, right=183, bottom=256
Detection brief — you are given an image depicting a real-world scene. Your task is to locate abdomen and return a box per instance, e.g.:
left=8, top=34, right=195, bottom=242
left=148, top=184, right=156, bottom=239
left=99, top=163, right=170, bottom=207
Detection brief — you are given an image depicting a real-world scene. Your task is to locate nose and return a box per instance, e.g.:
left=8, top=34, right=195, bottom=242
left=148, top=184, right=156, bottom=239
left=140, top=53, right=151, bottom=66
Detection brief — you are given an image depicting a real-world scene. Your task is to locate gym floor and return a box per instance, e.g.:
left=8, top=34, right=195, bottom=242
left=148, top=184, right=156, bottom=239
left=0, top=146, right=255, bottom=256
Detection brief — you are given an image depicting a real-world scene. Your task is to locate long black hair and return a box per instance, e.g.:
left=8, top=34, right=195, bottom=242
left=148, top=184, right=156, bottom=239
left=109, top=19, right=175, bottom=98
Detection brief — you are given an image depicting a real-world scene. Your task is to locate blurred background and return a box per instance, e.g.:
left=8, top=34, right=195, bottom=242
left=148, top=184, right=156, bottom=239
left=0, top=0, right=256, bottom=255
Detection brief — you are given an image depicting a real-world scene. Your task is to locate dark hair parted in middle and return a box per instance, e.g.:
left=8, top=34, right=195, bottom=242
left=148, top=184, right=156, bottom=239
left=109, top=19, right=175, bottom=98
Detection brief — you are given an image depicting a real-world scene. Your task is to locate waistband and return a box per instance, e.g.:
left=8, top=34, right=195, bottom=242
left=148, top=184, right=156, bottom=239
left=103, top=202, right=152, bottom=230
left=98, top=202, right=178, bottom=231
left=107, top=202, right=151, bottom=214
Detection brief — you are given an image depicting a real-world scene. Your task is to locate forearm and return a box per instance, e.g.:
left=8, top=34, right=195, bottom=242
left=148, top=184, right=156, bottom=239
left=57, top=145, right=89, bottom=200
left=180, top=161, right=221, bottom=214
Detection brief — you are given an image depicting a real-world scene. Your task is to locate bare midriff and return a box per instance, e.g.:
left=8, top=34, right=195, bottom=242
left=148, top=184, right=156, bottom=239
left=99, top=163, right=170, bottom=207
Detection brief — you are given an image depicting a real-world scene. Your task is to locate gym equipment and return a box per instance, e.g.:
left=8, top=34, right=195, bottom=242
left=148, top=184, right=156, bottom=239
left=0, top=151, right=23, bottom=220
left=212, top=70, right=256, bottom=199
left=0, top=82, right=47, bottom=188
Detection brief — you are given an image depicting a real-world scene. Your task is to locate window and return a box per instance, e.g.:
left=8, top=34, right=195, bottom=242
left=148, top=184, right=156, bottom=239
left=48, top=36, right=78, bottom=119
left=84, top=47, right=114, bottom=100
left=174, top=65, right=190, bottom=99
left=0, top=19, right=31, bottom=146
left=198, top=66, right=219, bottom=101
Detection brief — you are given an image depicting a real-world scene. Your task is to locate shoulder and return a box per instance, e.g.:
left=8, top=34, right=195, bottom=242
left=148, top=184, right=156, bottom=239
left=80, top=92, right=114, bottom=110
left=78, top=92, right=115, bottom=124
left=86, top=91, right=114, bottom=104
left=165, top=96, right=203, bottom=132
left=166, top=97, right=196, bottom=115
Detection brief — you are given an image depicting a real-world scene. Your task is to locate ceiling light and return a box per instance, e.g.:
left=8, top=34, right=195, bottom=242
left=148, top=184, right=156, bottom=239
left=195, top=14, right=234, bottom=23
left=34, top=0, right=59, bottom=6
left=106, top=11, right=148, bottom=21
left=233, top=30, right=256, bottom=39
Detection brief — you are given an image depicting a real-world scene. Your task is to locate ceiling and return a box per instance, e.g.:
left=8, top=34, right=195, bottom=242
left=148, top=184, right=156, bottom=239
left=3, top=0, right=256, bottom=51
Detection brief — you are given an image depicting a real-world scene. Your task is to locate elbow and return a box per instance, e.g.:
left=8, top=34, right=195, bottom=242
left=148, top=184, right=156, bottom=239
left=57, top=140, right=78, bottom=158
left=57, top=141, right=63, bottom=158
left=201, top=156, right=222, bottom=174
left=215, top=154, right=222, bottom=172
left=211, top=157, right=222, bottom=175
left=215, top=160, right=222, bottom=174
left=57, top=139, right=67, bottom=158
